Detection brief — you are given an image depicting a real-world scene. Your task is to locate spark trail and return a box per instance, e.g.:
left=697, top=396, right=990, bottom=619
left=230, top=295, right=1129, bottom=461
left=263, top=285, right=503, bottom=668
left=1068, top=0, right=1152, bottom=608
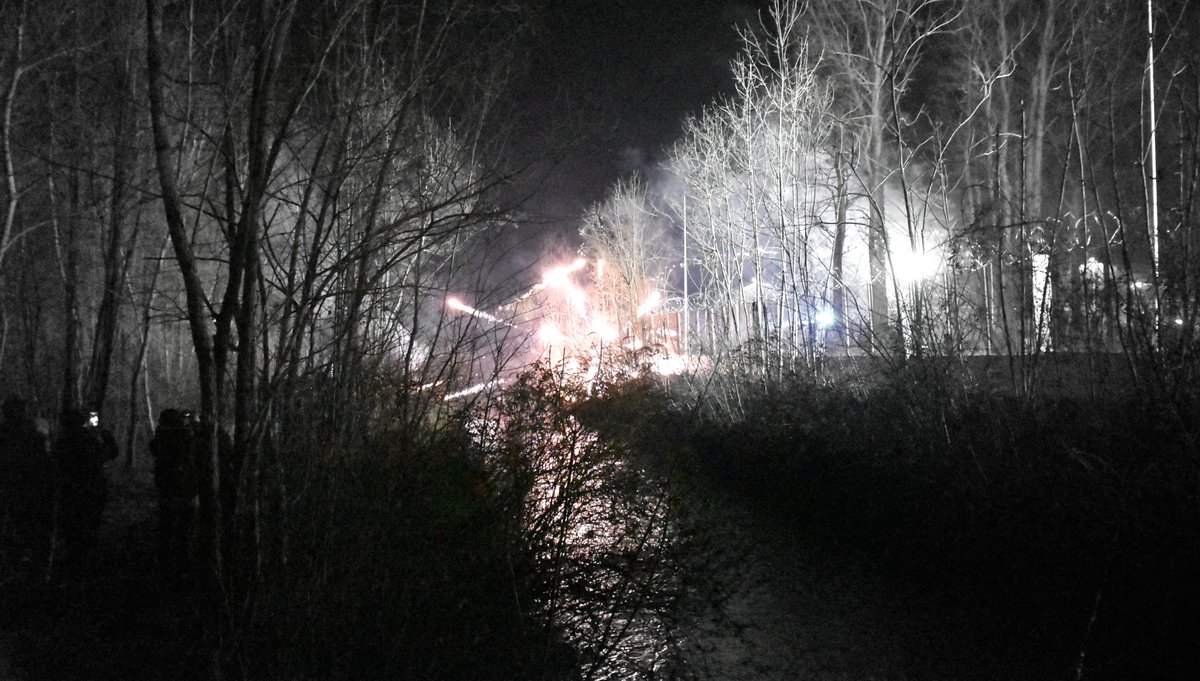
left=446, top=297, right=508, bottom=325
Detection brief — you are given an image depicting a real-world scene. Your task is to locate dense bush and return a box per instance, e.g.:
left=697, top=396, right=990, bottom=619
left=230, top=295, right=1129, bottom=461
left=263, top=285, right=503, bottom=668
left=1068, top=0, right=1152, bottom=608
left=473, top=363, right=726, bottom=681
left=237, top=362, right=720, bottom=680
left=681, top=357, right=1200, bottom=679
left=252, top=422, right=572, bottom=681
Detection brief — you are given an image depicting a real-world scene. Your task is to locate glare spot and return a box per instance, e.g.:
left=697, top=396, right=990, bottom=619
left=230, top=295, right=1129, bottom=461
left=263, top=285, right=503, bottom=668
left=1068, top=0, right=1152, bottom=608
left=815, top=308, right=836, bottom=328
left=891, top=248, right=941, bottom=284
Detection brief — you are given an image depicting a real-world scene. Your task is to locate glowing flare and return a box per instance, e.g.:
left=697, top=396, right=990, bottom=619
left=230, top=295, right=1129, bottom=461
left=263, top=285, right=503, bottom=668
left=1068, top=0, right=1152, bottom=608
left=891, top=248, right=941, bottom=284
left=443, top=379, right=503, bottom=401
left=539, top=323, right=567, bottom=344
left=446, top=296, right=503, bottom=324
left=590, top=318, right=619, bottom=342
left=815, top=308, right=836, bottom=328
left=636, top=290, right=663, bottom=318
left=566, top=286, right=588, bottom=312
left=542, top=258, right=587, bottom=289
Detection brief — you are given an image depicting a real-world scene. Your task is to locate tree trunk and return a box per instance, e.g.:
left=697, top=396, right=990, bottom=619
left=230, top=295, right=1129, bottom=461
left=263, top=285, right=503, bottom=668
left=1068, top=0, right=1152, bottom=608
left=145, top=0, right=221, bottom=578
left=85, top=49, right=138, bottom=415
left=866, top=12, right=891, bottom=349
left=0, top=0, right=26, bottom=283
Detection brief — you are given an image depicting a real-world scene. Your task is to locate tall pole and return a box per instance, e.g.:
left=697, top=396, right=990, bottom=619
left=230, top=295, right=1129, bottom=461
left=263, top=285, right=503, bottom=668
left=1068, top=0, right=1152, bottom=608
left=1146, top=0, right=1161, bottom=336
left=682, top=193, right=689, bottom=355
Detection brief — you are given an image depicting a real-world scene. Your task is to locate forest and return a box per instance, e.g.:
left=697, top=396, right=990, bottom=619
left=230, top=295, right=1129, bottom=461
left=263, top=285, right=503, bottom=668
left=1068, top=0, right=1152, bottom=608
left=1, top=0, right=1198, bottom=679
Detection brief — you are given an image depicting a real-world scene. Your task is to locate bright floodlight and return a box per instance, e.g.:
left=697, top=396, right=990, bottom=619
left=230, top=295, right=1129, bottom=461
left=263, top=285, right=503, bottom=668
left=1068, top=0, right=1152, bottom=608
left=815, top=307, right=836, bottom=328
left=892, top=248, right=941, bottom=284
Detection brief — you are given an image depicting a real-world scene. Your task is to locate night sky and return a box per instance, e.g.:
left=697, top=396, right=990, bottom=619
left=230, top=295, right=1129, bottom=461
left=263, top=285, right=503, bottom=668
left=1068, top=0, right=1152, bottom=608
left=509, top=0, right=760, bottom=231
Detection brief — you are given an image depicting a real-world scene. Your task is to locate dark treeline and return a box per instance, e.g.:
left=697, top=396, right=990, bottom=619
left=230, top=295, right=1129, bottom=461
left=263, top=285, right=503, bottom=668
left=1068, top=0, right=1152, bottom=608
left=0, top=0, right=580, bottom=678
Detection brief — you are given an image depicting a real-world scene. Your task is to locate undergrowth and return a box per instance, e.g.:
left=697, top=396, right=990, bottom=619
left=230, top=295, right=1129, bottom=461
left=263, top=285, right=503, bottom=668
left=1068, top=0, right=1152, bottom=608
left=681, top=357, right=1200, bottom=680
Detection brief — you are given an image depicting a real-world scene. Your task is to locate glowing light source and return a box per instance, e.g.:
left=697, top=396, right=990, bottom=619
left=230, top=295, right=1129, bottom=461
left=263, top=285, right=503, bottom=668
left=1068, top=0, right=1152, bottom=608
left=539, top=323, right=567, bottom=344
left=891, top=247, right=941, bottom=284
left=590, top=317, right=619, bottom=342
left=541, top=258, right=587, bottom=289
left=1175, top=318, right=1185, bottom=326
left=446, top=297, right=503, bottom=324
left=444, top=379, right=503, bottom=401
left=636, top=290, right=662, bottom=317
left=815, top=307, right=836, bottom=329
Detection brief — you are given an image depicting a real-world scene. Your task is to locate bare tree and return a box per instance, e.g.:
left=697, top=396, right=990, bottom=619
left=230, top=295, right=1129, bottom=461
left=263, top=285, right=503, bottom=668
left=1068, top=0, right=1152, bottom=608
left=580, top=175, right=673, bottom=346
left=146, top=0, right=532, bottom=673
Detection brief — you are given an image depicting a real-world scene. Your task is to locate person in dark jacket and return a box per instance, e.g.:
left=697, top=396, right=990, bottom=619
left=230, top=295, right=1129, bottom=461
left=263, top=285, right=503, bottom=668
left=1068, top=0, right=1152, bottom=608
left=53, top=408, right=114, bottom=570
left=150, top=409, right=198, bottom=576
left=1, top=395, right=55, bottom=580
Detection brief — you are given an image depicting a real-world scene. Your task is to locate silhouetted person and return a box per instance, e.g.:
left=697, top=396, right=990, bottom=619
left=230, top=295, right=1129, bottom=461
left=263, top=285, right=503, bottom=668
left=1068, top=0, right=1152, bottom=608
left=53, top=408, right=115, bottom=571
left=88, top=410, right=120, bottom=469
left=1, top=395, right=55, bottom=581
left=151, top=409, right=198, bottom=577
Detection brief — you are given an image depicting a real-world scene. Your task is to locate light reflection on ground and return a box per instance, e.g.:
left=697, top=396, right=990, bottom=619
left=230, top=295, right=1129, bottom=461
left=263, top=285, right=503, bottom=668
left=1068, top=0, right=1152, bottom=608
left=467, top=396, right=686, bottom=680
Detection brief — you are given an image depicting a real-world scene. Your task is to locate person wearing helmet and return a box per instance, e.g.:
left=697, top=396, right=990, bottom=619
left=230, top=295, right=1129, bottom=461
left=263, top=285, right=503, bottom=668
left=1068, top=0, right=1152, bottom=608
left=52, top=408, right=112, bottom=572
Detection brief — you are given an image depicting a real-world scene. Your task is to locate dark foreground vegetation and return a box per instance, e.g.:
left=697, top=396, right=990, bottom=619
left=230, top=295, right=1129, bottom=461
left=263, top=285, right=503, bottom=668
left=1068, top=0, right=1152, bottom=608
left=2, top=365, right=718, bottom=681
left=4, top=354, right=1199, bottom=680
left=683, top=356, right=1200, bottom=681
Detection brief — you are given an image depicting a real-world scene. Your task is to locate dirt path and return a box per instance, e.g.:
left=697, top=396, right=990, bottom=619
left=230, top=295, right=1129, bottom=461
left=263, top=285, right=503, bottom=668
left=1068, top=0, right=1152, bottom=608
left=1, top=457, right=1076, bottom=680
left=0, top=467, right=207, bottom=681
left=683, top=486, right=1072, bottom=681
left=684, top=506, right=914, bottom=680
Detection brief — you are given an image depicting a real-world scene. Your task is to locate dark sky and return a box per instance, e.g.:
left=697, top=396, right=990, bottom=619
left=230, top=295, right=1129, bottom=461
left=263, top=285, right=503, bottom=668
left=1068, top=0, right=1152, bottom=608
left=507, top=0, right=760, bottom=232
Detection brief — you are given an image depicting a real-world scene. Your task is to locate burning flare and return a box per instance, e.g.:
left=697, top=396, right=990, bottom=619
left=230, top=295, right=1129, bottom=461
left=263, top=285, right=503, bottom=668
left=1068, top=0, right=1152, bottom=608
left=446, top=297, right=504, bottom=324
left=635, top=290, right=662, bottom=318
